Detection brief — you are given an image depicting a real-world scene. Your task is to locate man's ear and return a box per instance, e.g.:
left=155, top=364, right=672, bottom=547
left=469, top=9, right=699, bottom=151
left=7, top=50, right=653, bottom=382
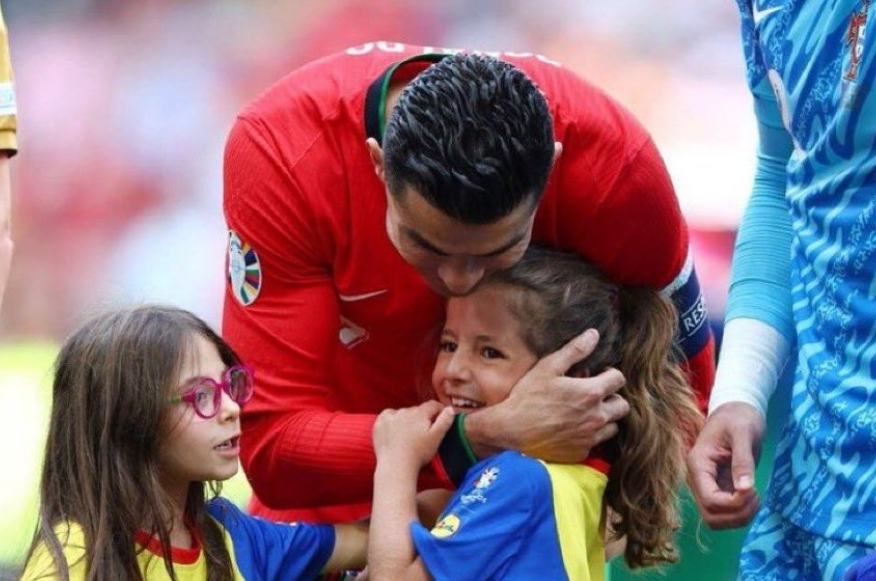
left=366, top=138, right=386, bottom=183
left=551, top=141, right=563, bottom=167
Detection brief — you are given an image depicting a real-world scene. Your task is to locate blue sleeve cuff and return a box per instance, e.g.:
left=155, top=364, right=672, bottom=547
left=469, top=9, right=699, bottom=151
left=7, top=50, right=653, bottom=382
left=725, top=124, right=795, bottom=343
left=410, top=521, right=455, bottom=581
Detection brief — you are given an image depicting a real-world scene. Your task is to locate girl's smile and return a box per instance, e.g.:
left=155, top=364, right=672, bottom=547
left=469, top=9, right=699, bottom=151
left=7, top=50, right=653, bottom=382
left=432, top=284, right=538, bottom=413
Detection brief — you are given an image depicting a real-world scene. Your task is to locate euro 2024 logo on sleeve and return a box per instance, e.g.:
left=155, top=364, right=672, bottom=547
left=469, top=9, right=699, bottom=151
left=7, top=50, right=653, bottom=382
left=460, top=466, right=499, bottom=505
left=228, top=231, right=262, bottom=307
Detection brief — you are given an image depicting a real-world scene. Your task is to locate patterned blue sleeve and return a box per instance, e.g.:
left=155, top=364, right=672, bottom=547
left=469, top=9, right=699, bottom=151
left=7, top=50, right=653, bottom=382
left=207, top=497, right=335, bottom=581
left=725, top=0, right=796, bottom=342
left=409, top=453, right=538, bottom=581
left=845, top=552, right=876, bottom=581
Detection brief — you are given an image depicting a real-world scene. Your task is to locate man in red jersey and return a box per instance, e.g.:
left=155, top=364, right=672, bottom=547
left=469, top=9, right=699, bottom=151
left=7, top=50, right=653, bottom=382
left=223, top=41, right=714, bottom=523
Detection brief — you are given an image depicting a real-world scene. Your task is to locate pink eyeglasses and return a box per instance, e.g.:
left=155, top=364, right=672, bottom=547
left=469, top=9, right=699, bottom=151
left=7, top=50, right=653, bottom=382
left=169, top=365, right=254, bottom=419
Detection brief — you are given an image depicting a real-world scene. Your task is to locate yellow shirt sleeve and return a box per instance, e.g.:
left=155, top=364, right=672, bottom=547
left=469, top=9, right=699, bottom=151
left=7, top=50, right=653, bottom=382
left=18, top=524, right=86, bottom=581
left=0, top=1, right=18, bottom=155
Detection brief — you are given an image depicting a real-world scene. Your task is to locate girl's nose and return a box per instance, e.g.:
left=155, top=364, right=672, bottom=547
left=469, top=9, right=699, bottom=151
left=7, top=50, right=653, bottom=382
left=217, top=389, right=241, bottom=421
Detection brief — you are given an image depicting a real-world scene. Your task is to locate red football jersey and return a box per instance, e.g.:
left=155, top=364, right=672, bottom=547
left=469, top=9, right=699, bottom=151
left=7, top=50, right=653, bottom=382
left=223, top=41, right=714, bottom=523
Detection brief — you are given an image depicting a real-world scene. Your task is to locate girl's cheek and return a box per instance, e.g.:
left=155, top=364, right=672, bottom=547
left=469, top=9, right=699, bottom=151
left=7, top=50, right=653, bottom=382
left=160, top=408, right=193, bottom=439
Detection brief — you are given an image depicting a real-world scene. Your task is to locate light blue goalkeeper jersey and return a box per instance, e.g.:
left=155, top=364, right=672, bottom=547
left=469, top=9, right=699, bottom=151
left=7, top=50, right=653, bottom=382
left=733, top=0, right=876, bottom=541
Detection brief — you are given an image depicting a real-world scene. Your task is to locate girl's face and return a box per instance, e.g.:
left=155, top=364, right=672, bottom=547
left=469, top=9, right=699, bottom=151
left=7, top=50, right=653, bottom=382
left=158, top=334, right=241, bottom=494
left=432, top=284, right=538, bottom=413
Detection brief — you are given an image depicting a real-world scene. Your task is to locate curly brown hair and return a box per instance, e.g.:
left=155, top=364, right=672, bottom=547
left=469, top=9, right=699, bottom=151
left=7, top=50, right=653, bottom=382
left=483, top=246, right=703, bottom=569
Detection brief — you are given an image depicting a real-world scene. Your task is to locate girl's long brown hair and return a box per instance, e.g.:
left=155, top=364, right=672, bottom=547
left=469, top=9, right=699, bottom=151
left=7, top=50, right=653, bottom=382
left=24, top=306, right=236, bottom=581
left=484, top=246, right=703, bottom=569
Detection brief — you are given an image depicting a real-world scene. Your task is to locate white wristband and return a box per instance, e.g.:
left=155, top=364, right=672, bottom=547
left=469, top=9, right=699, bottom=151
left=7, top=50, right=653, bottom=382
left=708, top=317, right=792, bottom=419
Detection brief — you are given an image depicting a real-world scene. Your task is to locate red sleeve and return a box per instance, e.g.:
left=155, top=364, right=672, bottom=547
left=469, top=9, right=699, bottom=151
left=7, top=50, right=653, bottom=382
left=598, top=137, right=714, bottom=408
left=223, top=117, right=387, bottom=509
left=539, top=123, right=714, bottom=409
left=611, top=139, right=714, bottom=409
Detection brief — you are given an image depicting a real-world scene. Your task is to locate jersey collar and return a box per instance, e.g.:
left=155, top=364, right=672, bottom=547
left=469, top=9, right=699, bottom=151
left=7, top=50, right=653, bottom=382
left=364, top=53, right=449, bottom=144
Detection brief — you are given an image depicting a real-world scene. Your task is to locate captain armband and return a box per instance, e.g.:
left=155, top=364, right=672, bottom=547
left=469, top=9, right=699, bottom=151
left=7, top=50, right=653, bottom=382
left=661, top=249, right=710, bottom=359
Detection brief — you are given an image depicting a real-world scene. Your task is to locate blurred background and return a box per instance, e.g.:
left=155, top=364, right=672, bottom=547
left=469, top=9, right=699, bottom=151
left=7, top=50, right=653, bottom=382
left=0, top=0, right=773, bottom=579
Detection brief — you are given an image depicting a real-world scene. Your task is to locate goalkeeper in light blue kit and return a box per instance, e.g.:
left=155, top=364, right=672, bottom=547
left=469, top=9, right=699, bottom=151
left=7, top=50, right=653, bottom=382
left=686, top=1, right=876, bottom=580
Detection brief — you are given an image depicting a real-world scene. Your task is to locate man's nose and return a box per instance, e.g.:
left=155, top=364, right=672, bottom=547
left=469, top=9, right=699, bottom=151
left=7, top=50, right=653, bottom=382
left=437, top=259, right=484, bottom=295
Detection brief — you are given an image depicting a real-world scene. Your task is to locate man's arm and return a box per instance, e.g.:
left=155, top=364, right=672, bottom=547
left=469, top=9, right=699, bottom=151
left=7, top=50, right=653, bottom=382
left=0, top=1, right=17, bottom=317
left=593, top=134, right=716, bottom=410
left=687, top=67, right=795, bottom=528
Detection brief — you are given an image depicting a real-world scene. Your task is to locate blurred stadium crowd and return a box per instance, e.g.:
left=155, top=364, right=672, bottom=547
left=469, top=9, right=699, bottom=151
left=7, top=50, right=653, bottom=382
left=2, top=0, right=750, bottom=338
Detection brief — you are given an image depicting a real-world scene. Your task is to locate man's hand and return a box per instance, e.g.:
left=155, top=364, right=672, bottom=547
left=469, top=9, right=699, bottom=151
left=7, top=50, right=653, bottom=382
left=687, top=401, right=765, bottom=529
left=465, top=330, right=629, bottom=462
left=373, top=401, right=455, bottom=469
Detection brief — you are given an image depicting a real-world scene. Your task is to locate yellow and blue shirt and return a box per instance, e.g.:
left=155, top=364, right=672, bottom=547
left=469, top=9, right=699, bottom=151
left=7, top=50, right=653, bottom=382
left=411, top=450, right=607, bottom=581
left=19, top=498, right=335, bottom=580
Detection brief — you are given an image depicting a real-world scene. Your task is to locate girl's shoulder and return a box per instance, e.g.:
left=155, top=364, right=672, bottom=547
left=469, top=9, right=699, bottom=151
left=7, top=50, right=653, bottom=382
left=19, top=522, right=87, bottom=581
left=459, top=450, right=550, bottom=499
left=206, top=496, right=244, bottom=526
left=470, top=449, right=548, bottom=475
left=204, top=496, right=336, bottom=581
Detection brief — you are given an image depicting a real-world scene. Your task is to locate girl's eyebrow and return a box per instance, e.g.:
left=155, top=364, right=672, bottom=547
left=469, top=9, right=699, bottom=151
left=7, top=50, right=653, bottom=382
left=176, top=375, right=204, bottom=390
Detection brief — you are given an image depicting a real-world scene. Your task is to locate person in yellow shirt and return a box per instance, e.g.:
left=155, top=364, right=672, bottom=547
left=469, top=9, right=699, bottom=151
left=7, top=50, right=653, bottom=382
left=19, top=306, right=366, bottom=580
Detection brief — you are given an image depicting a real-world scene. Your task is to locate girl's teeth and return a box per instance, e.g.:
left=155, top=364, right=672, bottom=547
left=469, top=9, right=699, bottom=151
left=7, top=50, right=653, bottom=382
left=451, top=397, right=482, bottom=408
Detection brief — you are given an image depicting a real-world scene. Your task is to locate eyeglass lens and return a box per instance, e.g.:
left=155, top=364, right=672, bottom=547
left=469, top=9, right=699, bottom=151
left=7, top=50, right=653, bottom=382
left=193, top=367, right=252, bottom=417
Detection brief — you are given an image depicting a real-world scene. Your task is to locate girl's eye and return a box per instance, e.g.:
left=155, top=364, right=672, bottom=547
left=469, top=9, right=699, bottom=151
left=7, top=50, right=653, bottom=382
left=439, top=340, right=458, bottom=353
left=482, top=347, right=505, bottom=360
left=194, top=385, right=212, bottom=405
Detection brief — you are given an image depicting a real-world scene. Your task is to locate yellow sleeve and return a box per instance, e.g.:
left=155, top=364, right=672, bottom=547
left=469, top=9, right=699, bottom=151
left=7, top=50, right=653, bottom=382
left=18, top=525, right=87, bottom=581
left=0, top=1, right=18, bottom=155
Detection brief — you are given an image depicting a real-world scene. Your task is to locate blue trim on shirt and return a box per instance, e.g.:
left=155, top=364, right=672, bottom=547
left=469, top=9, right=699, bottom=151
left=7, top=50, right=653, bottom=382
left=207, top=497, right=335, bottom=581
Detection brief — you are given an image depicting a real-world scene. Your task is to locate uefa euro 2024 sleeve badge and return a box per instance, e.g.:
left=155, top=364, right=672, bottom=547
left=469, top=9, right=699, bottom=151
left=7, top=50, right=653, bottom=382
left=228, top=230, right=262, bottom=306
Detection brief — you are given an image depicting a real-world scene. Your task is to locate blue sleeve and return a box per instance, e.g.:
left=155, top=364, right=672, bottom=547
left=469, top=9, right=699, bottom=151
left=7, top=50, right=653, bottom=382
left=724, top=32, right=796, bottom=343
left=409, top=454, right=536, bottom=581
left=845, top=552, right=876, bottom=581
left=207, top=498, right=335, bottom=581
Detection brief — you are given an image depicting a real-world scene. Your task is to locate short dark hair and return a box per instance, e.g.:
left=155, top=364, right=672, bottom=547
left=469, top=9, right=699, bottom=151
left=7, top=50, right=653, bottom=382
left=383, top=53, right=554, bottom=225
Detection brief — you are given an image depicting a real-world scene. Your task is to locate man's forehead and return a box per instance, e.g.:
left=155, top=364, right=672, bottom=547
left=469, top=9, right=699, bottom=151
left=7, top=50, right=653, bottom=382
left=393, top=187, right=535, bottom=255
left=402, top=224, right=528, bottom=258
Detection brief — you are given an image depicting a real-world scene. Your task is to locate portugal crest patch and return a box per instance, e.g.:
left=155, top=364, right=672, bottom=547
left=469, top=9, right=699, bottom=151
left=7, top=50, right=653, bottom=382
left=228, top=230, right=261, bottom=306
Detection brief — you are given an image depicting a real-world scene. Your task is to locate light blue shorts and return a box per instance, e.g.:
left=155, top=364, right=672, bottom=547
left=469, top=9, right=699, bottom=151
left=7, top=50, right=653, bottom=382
left=738, top=505, right=872, bottom=581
